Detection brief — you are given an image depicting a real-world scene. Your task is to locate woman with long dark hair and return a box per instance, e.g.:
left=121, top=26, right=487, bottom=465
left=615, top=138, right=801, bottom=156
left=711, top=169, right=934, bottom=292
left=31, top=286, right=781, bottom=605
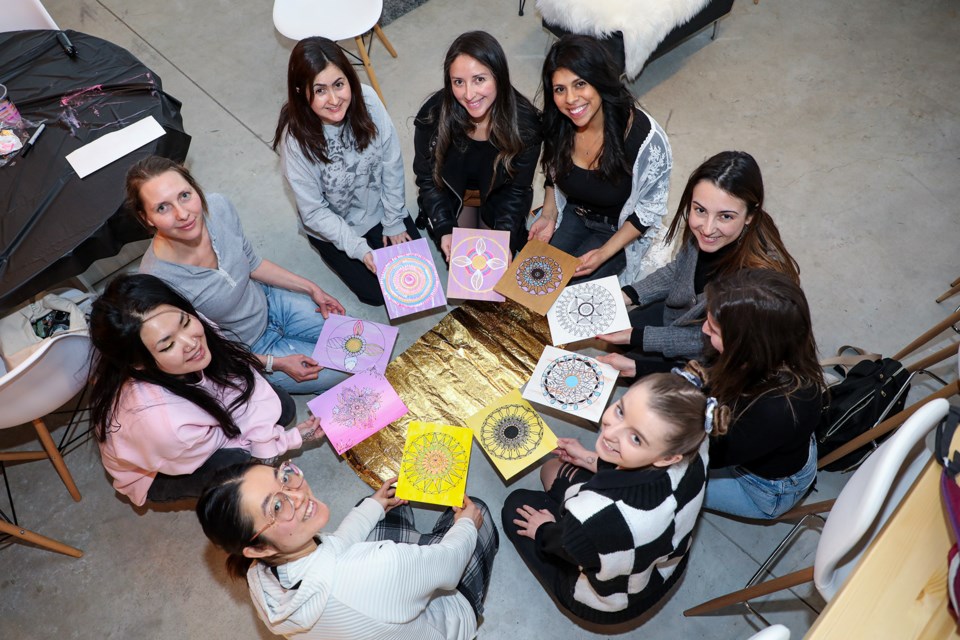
left=413, top=31, right=541, bottom=258
left=273, top=36, right=420, bottom=306
left=89, top=274, right=322, bottom=505
left=529, top=34, right=671, bottom=284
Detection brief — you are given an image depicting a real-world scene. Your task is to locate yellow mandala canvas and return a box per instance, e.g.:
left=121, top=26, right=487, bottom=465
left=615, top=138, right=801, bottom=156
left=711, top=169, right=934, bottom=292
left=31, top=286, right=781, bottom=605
left=396, top=421, right=472, bottom=507
left=467, top=388, right=558, bottom=480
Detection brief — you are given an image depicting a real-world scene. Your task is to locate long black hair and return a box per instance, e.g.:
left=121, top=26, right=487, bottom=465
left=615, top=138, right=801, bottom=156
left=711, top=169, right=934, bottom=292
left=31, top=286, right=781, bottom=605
left=89, top=274, right=263, bottom=441
left=540, top=34, right=635, bottom=184
left=196, top=462, right=262, bottom=579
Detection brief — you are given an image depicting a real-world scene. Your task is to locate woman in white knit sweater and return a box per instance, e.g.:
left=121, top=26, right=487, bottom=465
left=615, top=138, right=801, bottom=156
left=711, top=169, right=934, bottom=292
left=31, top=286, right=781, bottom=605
left=196, top=461, right=498, bottom=640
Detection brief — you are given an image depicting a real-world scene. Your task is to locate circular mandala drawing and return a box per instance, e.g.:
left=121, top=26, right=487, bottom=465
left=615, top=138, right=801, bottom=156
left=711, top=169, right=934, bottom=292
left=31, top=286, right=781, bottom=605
left=541, top=355, right=604, bottom=410
left=555, top=284, right=617, bottom=337
left=515, top=256, right=563, bottom=295
left=326, top=320, right=385, bottom=371
left=402, top=431, right=469, bottom=495
left=480, top=404, right=545, bottom=461
left=381, top=253, right=438, bottom=307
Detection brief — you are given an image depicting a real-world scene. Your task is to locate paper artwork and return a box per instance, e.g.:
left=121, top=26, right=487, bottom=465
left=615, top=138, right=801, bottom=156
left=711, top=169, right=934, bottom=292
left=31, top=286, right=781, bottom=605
left=546, top=275, right=632, bottom=345
left=466, top=388, right=558, bottom=480
left=493, top=239, right=578, bottom=315
left=522, top=345, right=619, bottom=422
left=307, top=370, right=408, bottom=455
left=373, top=238, right=447, bottom=319
left=396, top=421, right=472, bottom=507
left=446, top=228, right=511, bottom=302
left=312, top=314, right=398, bottom=374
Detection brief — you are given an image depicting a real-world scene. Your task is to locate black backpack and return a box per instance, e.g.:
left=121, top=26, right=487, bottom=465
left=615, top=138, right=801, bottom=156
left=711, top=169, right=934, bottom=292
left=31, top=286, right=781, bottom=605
left=816, top=357, right=911, bottom=471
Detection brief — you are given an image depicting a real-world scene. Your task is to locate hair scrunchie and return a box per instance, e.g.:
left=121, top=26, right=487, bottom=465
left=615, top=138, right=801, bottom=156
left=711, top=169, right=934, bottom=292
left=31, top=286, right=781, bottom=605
left=671, top=367, right=703, bottom=389
left=704, top=397, right=718, bottom=435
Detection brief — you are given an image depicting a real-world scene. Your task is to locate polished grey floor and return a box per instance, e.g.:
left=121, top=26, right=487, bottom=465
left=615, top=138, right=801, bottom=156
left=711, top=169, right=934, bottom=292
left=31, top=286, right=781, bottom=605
left=2, top=0, right=958, bottom=638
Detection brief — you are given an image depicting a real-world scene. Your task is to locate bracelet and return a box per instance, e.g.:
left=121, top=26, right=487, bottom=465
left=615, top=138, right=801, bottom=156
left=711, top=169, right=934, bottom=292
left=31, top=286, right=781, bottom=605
left=265, top=354, right=274, bottom=374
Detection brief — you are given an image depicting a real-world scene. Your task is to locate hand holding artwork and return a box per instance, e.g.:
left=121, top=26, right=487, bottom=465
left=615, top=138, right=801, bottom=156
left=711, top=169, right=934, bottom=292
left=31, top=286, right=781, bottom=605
left=574, top=248, right=606, bottom=277
left=440, top=234, right=452, bottom=262
left=528, top=213, right=555, bottom=244
left=383, top=232, right=413, bottom=247
left=372, top=476, right=407, bottom=513
left=513, top=504, right=556, bottom=539
left=453, top=496, right=484, bottom=529
left=296, top=415, right=325, bottom=442
left=311, top=288, right=345, bottom=318
left=362, top=252, right=377, bottom=274
left=554, top=437, right=598, bottom=472
left=596, top=328, right=632, bottom=345
left=595, top=353, right=637, bottom=379
left=275, top=354, right=324, bottom=382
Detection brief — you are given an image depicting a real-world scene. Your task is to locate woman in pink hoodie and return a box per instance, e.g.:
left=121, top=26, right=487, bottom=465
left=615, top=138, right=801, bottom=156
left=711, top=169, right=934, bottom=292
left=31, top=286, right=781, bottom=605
left=89, top=274, right=322, bottom=506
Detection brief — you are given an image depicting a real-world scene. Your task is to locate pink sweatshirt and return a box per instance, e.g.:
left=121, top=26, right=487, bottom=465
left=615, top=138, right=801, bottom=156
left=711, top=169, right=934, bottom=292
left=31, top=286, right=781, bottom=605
left=98, top=371, right=303, bottom=505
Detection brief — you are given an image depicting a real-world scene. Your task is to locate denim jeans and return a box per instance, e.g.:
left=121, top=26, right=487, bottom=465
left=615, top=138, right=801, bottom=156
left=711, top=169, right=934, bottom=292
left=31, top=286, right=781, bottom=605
left=250, top=284, right=348, bottom=395
left=705, top=436, right=818, bottom=519
left=549, top=203, right=626, bottom=284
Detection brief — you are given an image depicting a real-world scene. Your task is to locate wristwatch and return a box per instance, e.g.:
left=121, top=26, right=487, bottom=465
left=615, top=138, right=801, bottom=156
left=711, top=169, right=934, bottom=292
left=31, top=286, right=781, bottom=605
left=264, top=354, right=274, bottom=374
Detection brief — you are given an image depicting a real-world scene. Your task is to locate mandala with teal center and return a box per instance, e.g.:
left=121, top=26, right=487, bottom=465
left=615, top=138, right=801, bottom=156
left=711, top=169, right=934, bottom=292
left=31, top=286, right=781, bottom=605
left=540, top=355, right=604, bottom=410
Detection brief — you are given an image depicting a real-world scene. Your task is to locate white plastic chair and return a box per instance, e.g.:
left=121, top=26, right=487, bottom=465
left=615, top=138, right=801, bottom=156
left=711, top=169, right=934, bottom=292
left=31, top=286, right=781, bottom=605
left=747, top=624, right=790, bottom=640
left=685, top=399, right=951, bottom=618
left=0, top=331, right=91, bottom=557
left=272, top=0, right=398, bottom=105
left=2, top=0, right=59, bottom=32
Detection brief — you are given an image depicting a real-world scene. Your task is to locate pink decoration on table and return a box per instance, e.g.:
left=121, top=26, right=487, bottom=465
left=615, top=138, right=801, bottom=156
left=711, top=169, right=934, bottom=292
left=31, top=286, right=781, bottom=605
left=312, top=314, right=399, bottom=374
left=307, top=370, right=409, bottom=455
left=372, top=238, right=447, bottom=319
left=446, top=227, right=511, bottom=302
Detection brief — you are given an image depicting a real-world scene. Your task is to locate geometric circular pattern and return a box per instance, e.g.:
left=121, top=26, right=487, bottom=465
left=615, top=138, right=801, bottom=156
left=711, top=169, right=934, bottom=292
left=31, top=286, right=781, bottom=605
left=326, top=320, right=385, bottom=371
left=380, top=253, right=438, bottom=307
left=515, top=255, right=563, bottom=295
left=480, top=403, right=545, bottom=461
left=401, top=431, right=469, bottom=495
left=540, top=354, right=604, bottom=410
left=554, top=283, right=617, bottom=337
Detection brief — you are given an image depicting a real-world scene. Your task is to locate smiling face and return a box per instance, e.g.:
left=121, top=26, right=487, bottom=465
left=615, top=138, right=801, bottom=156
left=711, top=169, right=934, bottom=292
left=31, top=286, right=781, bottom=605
left=702, top=311, right=725, bottom=354
left=449, top=54, right=497, bottom=125
left=687, top=180, right=753, bottom=253
left=138, top=305, right=212, bottom=376
left=551, top=67, right=603, bottom=130
left=595, top=383, right=684, bottom=470
left=309, top=64, right=352, bottom=125
left=241, top=465, right=329, bottom=560
left=139, top=170, right=206, bottom=243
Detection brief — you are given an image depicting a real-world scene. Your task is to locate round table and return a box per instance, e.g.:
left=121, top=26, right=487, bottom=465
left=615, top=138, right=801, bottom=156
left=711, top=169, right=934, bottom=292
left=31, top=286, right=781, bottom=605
left=0, top=30, right=191, bottom=312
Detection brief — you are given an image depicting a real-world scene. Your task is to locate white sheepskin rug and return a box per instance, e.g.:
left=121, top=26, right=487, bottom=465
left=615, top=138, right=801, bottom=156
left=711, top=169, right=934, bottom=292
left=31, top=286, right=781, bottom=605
left=537, top=0, right=711, bottom=78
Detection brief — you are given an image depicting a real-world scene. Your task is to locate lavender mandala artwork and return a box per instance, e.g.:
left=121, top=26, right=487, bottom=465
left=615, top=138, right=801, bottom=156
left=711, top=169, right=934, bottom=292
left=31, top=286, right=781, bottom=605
left=446, top=227, right=511, bottom=302
left=373, top=238, right=447, bottom=320
left=312, top=315, right=399, bottom=375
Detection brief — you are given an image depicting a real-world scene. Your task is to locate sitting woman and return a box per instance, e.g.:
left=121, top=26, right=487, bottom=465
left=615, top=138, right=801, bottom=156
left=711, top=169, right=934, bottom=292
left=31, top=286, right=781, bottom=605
left=699, top=269, right=824, bottom=519
left=273, top=36, right=421, bottom=306
left=129, top=156, right=345, bottom=395
left=414, top=30, right=542, bottom=259
left=598, top=151, right=800, bottom=378
left=502, top=370, right=722, bottom=626
left=197, top=463, right=498, bottom=639
left=528, top=34, right=671, bottom=284
left=89, top=274, right=323, bottom=506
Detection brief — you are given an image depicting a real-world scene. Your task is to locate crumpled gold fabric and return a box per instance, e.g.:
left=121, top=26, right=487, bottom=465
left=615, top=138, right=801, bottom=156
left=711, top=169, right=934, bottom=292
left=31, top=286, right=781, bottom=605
left=344, top=300, right=551, bottom=489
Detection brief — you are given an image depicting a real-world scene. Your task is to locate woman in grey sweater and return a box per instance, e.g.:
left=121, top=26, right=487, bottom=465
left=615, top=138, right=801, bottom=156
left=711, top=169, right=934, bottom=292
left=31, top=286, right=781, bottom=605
left=273, top=37, right=421, bottom=306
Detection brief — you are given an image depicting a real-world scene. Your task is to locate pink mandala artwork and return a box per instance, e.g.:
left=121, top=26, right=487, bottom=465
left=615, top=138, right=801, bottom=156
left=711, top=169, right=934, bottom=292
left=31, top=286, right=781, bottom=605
left=312, top=315, right=398, bottom=374
left=373, top=238, right=447, bottom=320
left=446, top=228, right=511, bottom=302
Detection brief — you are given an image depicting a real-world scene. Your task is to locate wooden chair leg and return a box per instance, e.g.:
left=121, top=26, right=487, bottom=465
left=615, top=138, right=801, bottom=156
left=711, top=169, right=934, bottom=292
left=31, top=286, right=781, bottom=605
left=0, top=519, right=83, bottom=557
left=373, top=24, right=398, bottom=58
left=893, top=308, right=960, bottom=361
left=818, top=380, right=960, bottom=469
left=906, top=341, right=960, bottom=373
left=32, top=418, right=81, bottom=502
left=937, top=283, right=960, bottom=303
left=951, top=276, right=960, bottom=288
left=684, top=566, right=814, bottom=616
left=773, top=498, right=836, bottom=521
left=354, top=35, right=386, bottom=105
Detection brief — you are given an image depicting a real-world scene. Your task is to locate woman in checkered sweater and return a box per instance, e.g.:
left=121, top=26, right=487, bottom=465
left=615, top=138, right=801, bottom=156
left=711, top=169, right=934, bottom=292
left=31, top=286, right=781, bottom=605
left=502, top=370, right=727, bottom=625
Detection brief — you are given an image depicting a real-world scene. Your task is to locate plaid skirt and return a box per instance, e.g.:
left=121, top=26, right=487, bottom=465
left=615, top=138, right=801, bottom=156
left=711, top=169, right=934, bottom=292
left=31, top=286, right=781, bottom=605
left=367, top=498, right=499, bottom=617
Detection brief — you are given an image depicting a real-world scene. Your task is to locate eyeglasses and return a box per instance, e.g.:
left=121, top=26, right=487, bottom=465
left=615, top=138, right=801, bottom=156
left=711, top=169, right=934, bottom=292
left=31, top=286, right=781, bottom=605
left=248, top=461, right=305, bottom=543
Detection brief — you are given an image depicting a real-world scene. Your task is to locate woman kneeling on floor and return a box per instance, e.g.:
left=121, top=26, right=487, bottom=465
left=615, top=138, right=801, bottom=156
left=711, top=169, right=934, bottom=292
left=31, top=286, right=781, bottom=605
left=197, top=462, right=498, bottom=639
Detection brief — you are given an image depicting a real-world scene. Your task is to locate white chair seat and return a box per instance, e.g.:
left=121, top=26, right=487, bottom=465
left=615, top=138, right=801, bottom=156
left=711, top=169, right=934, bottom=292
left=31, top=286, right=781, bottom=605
left=2, top=0, right=59, bottom=32
left=273, top=0, right=383, bottom=42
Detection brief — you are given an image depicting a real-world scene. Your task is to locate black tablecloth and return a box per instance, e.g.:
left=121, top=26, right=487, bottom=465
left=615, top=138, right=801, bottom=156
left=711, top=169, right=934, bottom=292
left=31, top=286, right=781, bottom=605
left=0, top=30, right=190, bottom=312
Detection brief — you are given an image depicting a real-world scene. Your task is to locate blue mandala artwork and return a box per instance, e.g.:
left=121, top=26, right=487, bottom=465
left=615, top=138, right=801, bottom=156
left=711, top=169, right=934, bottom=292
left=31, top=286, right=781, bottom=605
left=540, top=354, right=604, bottom=410
left=515, top=256, right=563, bottom=295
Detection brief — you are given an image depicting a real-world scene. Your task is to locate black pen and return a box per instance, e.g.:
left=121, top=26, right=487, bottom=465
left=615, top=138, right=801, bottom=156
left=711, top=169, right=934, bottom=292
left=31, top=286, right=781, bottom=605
left=56, top=31, right=77, bottom=58
left=20, top=123, right=45, bottom=158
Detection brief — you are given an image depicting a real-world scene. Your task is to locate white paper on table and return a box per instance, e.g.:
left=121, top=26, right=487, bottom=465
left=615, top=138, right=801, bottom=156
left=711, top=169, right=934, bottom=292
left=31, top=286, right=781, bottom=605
left=522, top=345, right=619, bottom=423
left=66, top=116, right=165, bottom=179
left=546, top=275, right=631, bottom=346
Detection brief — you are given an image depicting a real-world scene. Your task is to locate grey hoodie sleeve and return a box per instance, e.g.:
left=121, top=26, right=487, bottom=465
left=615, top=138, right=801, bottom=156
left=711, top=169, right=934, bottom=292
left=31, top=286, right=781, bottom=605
left=365, top=87, right=409, bottom=238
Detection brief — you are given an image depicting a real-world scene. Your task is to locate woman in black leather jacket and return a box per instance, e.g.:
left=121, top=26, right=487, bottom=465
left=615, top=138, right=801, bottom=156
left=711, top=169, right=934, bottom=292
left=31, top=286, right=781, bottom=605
left=414, top=31, right=542, bottom=259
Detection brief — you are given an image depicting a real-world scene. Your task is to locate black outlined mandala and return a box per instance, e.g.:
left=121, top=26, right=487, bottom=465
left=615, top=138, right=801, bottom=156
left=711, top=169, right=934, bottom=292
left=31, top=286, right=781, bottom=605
left=401, top=431, right=469, bottom=495
left=540, top=355, right=604, bottom=410
left=480, top=404, right=546, bottom=461
left=554, top=283, right=617, bottom=337
left=515, top=256, right=563, bottom=295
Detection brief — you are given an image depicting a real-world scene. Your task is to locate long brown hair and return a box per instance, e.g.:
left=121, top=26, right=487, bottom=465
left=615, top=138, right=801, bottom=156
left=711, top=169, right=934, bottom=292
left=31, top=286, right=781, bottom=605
left=125, top=156, right=208, bottom=230
left=272, top=37, right=377, bottom=163
left=665, top=151, right=800, bottom=284
left=640, top=371, right=731, bottom=459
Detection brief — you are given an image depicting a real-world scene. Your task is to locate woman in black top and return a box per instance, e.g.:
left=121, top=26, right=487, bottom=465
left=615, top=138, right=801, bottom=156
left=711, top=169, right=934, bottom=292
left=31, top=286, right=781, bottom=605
left=414, top=31, right=542, bottom=259
left=698, top=269, right=824, bottom=519
left=528, top=34, right=671, bottom=284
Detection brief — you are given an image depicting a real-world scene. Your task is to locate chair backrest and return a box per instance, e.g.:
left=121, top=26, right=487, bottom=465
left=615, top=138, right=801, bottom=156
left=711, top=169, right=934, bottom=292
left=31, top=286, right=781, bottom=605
left=746, top=624, right=791, bottom=640
left=272, top=0, right=382, bottom=42
left=0, top=332, right=91, bottom=429
left=2, top=0, right=59, bottom=32
left=814, top=398, right=950, bottom=600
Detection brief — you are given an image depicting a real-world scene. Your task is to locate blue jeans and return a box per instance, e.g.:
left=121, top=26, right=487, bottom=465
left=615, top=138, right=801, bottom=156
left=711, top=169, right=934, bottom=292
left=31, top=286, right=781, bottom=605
left=549, top=203, right=626, bottom=284
left=705, top=437, right=818, bottom=519
left=250, top=285, right=348, bottom=395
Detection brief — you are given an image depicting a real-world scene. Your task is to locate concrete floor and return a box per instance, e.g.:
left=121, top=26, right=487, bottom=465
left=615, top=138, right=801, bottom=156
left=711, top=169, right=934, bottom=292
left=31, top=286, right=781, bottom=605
left=2, top=0, right=959, bottom=638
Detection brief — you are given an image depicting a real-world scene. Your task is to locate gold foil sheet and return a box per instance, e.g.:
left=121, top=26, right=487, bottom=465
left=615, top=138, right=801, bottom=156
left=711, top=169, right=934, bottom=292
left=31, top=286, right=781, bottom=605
left=344, top=300, right=551, bottom=488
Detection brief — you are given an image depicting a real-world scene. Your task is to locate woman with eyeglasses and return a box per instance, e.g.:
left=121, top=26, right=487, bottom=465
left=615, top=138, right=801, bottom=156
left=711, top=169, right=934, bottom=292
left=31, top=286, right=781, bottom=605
left=197, top=461, right=498, bottom=639
left=89, top=274, right=323, bottom=506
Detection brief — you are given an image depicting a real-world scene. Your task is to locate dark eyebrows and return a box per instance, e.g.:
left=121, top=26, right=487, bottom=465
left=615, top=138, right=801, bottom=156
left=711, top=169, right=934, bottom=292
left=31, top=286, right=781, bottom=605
left=313, top=76, right=345, bottom=90
left=691, top=199, right=741, bottom=216
left=152, top=311, right=186, bottom=348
